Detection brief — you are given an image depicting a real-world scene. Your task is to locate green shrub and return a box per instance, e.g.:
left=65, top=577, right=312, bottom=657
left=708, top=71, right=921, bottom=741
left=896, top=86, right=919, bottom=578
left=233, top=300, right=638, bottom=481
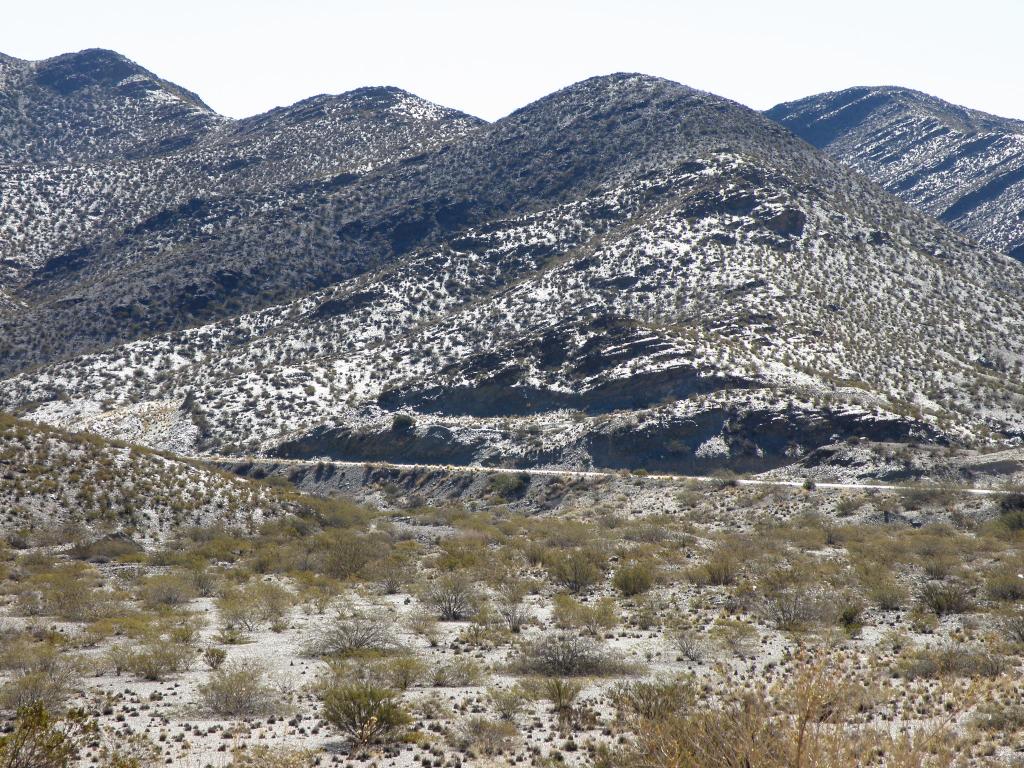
left=319, top=682, right=409, bottom=745
left=0, top=703, right=95, bottom=768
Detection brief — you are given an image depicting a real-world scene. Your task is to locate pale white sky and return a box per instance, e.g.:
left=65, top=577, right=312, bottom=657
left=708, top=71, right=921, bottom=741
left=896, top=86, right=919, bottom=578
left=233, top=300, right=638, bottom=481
left=3, top=0, right=1021, bottom=122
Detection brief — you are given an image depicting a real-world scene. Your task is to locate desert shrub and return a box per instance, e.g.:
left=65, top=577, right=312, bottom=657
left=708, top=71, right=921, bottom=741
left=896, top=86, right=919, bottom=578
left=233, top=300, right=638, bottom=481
left=452, top=716, right=519, bottom=755
left=14, top=565, right=109, bottom=622
left=511, top=633, right=625, bottom=677
left=368, top=556, right=414, bottom=595
left=611, top=678, right=695, bottom=722
left=552, top=594, right=618, bottom=634
left=311, top=529, right=391, bottom=580
left=391, top=414, right=416, bottom=432
left=68, top=535, right=144, bottom=563
left=138, top=572, right=196, bottom=608
left=538, top=677, right=583, bottom=728
left=374, top=655, right=428, bottom=691
left=422, top=572, right=477, bottom=620
left=0, top=655, right=82, bottom=715
left=487, top=472, right=529, bottom=500
left=985, top=567, right=1024, bottom=601
left=495, top=580, right=531, bottom=633
left=319, top=682, right=410, bottom=745
left=617, top=658, right=954, bottom=768
left=709, top=618, right=759, bottom=657
left=760, top=585, right=831, bottom=632
left=431, top=657, right=485, bottom=687
left=199, top=658, right=289, bottom=717
left=688, top=547, right=738, bottom=587
left=203, top=647, right=227, bottom=670
left=95, top=731, right=162, bottom=768
left=673, top=629, right=707, bottom=662
left=918, top=581, right=972, bottom=616
left=0, top=703, right=96, bottom=768
left=546, top=548, right=603, bottom=594
left=108, top=641, right=195, bottom=681
left=898, top=645, right=1006, bottom=680
left=861, top=571, right=907, bottom=611
left=613, top=560, right=656, bottom=596
left=406, top=609, right=441, bottom=646
left=1000, top=610, right=1024, bottom=644
left=488, top=685, right=529, bottom=721
left=305, top=610, right=398, bottom=657
left=972, top=702, right=1024, bottom=733
left=218, top=580, right=293, bottom=631
left=835, top=594, right=866, bottom=633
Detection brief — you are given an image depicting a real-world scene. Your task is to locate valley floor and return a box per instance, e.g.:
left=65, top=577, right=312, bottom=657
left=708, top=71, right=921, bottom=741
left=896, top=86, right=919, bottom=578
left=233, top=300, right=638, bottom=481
left=3, top=468, right=1024, bottom=766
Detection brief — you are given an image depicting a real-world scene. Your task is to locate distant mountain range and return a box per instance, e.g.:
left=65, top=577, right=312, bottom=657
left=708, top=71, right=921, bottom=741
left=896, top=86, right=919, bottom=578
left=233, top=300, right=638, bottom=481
left=3, top=49, right=1024, bottom=473
left=767, top=86, right=1024, bottom=259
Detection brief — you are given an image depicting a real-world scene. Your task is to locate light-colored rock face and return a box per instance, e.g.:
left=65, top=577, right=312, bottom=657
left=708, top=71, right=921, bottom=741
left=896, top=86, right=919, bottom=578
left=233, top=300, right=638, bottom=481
left=767, top=86, right=1024, bottom=259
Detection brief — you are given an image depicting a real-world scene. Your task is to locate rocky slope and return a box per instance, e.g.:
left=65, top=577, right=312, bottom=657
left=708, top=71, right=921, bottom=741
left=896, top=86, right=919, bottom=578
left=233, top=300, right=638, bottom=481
left=0, top=49, right=482, bottom=372
left=0, top=413, right=295, bottom=538
left=5, top=53, right=1024, bottom=473
left=766, top=86, right=1024, bottom=259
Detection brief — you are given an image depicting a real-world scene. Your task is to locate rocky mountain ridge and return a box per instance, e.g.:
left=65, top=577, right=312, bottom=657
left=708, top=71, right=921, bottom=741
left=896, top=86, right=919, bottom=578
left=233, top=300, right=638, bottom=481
left=766, top=86, right=1024, bottom=259
left=4, top=52, right=1024, bottom=473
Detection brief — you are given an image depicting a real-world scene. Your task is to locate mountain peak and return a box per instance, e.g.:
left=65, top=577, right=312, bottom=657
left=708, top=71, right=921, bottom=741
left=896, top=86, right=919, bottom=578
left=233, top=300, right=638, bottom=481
left=766, top=85, right=1024, bottom=148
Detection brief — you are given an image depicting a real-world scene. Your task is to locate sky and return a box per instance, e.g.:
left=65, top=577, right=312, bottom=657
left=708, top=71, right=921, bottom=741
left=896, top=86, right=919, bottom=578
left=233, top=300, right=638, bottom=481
left=2, top=0, right=1022, bottom=122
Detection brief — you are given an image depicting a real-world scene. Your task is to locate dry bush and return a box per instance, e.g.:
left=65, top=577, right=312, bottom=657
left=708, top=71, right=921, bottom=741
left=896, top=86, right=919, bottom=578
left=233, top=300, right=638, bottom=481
left=138, top=572, right=196, bottom=608
left=511, top=632, right=628, bottom=677
left=673, top=629, right=707, bottom=662
left=687, top=547, right=738, bottom=587
left=611, top=678, right=695, bottom=722
left=304, top=610, right=399, bottom=657
left=431, top=657, right=485, bottom=687
left=552, top=594, right=618, bottom=634
left=422, top=572, right=477, bottom=620
left=546, top=548, right=604, bottom=594
left=617, top=656, right=956, bottom=768
left=217, top=580, right=293, bottom=631
left=107, top=641, right=195, bottom=681
left=918, top=581, right=973, bottom=616
left=495, top=580, right=531, bottom=633
left=199, top=658, right=290, bottom=717
left=0, top=703, right=96, bottom=768
left=613, top=560, right=657, bottom=596
left=898, top=645, right=1006, bottom=680
left=95, top=730, right=162, bottom=768
left=708, top=619, right=759, bottom=657
left=450, top=716, right=519, bottom=756
left=488, top=685, right=529, bottom=721
left=0, top=654, right=83, bottom=714
left=227, top=746, right=316, bottom=768
left=985, top=566, right=1024, bottom=602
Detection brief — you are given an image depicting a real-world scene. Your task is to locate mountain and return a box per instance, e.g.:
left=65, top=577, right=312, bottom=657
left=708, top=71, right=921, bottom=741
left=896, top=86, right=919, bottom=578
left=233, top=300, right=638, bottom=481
left=0, top=48, right=221, bottom=163
left=766, top=86, right=1024, bottom=259
left=4, top=57, right=1024, bottom=474
left=0, top=51, right=482, bottom=373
